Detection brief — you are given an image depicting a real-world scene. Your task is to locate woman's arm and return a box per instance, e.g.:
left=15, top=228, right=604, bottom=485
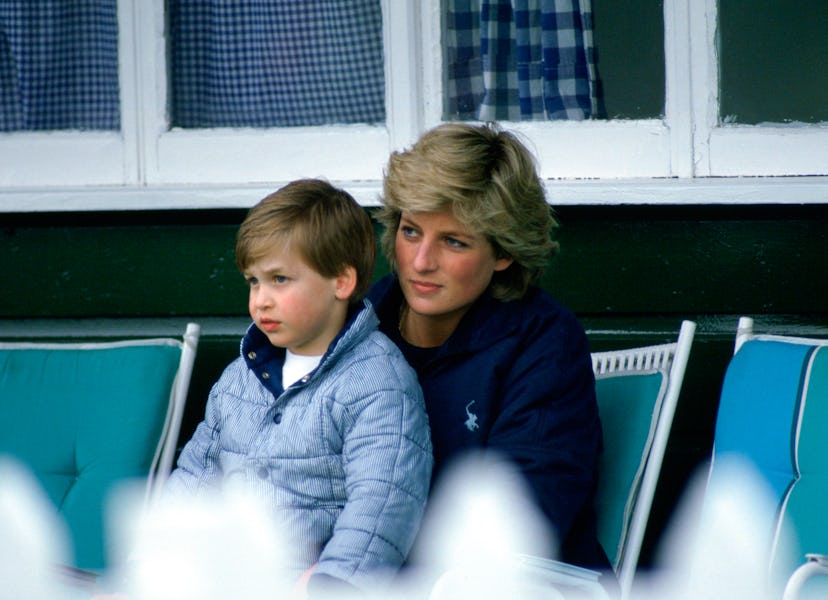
left=487, top=315, right=601, bottom=546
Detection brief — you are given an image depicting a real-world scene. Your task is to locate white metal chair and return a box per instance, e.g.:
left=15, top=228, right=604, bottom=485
left=504, top=320, right=696, bottom=599
left=0, top=322, right=200, bottom=570
left=591, top=320, right=697, bottom=599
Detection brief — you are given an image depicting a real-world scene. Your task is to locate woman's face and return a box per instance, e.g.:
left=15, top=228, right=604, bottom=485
left=395, top=210, right=512, bottom=333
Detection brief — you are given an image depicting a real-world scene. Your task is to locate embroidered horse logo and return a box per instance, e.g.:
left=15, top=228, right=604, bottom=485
left=464, top=400, right=479, bottom=432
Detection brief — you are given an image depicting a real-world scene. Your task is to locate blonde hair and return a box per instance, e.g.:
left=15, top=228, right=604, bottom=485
left=236, top=179, right=376, bottom=302
left=378, top=122, right=558, bottom=301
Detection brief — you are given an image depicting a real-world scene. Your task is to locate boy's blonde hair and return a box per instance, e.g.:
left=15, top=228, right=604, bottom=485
left=236, top=179, right=376, bottom=302
left=378, top=122, right=558, bottom=301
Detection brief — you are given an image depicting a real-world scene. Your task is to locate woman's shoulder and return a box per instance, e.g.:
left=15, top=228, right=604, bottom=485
left=492, top=286, right=584, bottom=333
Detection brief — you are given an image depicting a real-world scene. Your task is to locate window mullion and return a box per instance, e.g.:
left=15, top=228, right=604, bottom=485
left=117, top=0, right=141, bottom=185
left=688, top=0, right=719, bottom=177
left=663, top=0, right=694, bottom=178
left=382, top=0, right=427, bottom=152
left=130, top=0, right=167, bottom=186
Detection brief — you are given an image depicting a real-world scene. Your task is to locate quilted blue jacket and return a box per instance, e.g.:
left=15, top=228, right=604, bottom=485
left=368, top=276, right=609, bottom=572
left=166, top=300, right=433, bottom=590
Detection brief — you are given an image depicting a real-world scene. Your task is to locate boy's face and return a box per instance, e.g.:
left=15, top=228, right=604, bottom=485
left=243, top=244, right=352, bottom=356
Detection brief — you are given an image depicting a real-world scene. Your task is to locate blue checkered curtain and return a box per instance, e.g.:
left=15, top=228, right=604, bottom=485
left=445, top=0, right=597, bottom=121
left=170, top=0, right=385, bottom=128
left=0, top=1, right=120, bottom=132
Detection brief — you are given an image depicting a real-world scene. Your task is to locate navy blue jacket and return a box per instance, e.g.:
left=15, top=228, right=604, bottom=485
left=368, top=275, right=609, bottom=572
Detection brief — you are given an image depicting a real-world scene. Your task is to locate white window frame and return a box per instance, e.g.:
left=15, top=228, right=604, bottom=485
left=0, top=0, right=826, bottom=212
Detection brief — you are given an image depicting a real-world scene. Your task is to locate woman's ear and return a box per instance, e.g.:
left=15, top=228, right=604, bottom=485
left=494, top=255, right=514, bottom=272
left=334, top=266, right=358, bottom=301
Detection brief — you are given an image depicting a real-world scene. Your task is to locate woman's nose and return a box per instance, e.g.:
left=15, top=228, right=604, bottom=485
left=412, top=241, right=436, bottom=272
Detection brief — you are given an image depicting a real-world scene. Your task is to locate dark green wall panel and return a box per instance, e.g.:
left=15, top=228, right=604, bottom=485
left=547, top=205, right=828, bottom=315
left=4, top=205, right=826, bottom=319
left=1, top=212, right=246, bottom=318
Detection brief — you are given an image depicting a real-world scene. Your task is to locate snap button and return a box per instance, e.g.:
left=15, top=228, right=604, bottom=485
left=273, top=412, right=283, bottom=424
left=261, top=371, right=270, bottom=379
left=247, top=351, right=257, bottom=360
left=300, top=375, right=310, bottom=383
left=256, top=467, right=268, bottom=480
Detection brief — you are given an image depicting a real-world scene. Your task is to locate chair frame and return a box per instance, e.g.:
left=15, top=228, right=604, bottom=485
left=148, top=322, right=201, bottom=494
left=591, top=319, right=696, bottom=599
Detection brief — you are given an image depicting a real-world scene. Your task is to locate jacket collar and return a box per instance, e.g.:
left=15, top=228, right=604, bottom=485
left=370, top=275, right=522, bottom=357
left=241, top=299, right=377, bottom=390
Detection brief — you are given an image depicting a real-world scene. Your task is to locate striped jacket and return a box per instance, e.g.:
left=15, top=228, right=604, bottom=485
left=166, top=300, right=433, bottom=590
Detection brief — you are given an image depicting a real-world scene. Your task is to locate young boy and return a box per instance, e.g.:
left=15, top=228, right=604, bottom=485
left=165, top=179, right=433, bottom=595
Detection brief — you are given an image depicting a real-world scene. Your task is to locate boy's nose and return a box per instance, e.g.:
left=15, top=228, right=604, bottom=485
left=252, top=288, right=273, bottom=310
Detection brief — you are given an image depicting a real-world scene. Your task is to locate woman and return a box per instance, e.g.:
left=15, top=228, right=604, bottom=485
left=367, top=122, right=611, bottom=576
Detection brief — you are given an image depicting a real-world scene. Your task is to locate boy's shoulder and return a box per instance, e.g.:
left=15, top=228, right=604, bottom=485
left=332, top=328, right=421, bottom=395
left=342, top=326, right=413, bottom=371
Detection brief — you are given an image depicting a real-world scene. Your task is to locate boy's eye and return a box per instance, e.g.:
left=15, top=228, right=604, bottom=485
left=245, top=276, right=259, bottom=286
left=273, top=274, right=288, bottom=284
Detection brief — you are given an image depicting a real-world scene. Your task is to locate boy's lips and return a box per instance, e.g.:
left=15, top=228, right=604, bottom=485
left=259, top=319, right=280, bottom=332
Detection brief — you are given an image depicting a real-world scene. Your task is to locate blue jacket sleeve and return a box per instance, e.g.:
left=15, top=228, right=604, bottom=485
left=164, top=368, right=229, bottom=495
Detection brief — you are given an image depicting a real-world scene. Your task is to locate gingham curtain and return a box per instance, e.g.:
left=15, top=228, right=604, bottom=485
left=169, top=0, right=385, bottom=128
left=0, top=1, right=120, bottom=131
left=0, top=1, right=385, bottom=132
left=445, top=0, right=597, bottom=121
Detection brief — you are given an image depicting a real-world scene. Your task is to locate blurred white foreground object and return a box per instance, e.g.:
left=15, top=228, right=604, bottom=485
left=108, top=485, right=291, bottom=600
left=645, top=456, right=793, bottom=600
left=412, top=453, right=589, bottom=599
left=0, top=458, right=73, bottom=600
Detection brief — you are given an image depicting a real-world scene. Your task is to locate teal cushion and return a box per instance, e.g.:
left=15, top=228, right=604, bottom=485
left=712, top=340, right=812, bottom=502
left=774, top=346, right=828, bottom=586
left=0, top=343, right=181, bottom=570
left=594, top=371, right=665, bottom=569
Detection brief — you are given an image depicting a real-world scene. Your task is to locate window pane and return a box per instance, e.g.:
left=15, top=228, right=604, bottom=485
left=443, top=0, right=598, bottom=121
left=0, top=1, right=120, bottom=132
left=169, top=0, right=385, bottom=128
left=720, top=1, right=828, bottom=125
left=442, top=0, right=664, bottom=122
left=591, top=0, right=663, bottom=119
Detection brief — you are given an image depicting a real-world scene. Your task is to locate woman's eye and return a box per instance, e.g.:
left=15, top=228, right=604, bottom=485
left=400, top=225, right=418, bottom=238
left=446, top=237, right=467, bottom=249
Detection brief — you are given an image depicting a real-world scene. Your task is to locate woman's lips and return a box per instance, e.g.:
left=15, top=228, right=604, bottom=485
left=410, top=280, right=441, bottom=294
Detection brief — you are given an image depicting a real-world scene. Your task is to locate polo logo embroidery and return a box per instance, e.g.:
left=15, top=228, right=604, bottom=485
left=464, top=400, right=479, bottom=432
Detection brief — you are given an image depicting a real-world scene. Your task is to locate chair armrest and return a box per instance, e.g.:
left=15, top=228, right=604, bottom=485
left=783, top=554, right=828, bottom=600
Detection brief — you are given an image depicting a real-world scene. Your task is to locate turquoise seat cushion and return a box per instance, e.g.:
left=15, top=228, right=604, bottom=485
left=712, top=340, right=812, bottom=502
left=773, top=346, right=828, bottom=585
left=594, top=370, right=665, bottom=569
left=712, top=339, right=828, bottom=594
left=0, top=343, right=181, bottom=569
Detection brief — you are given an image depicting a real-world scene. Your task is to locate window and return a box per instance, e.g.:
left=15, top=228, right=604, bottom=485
left=0, top=0, right=826, bottom=211
left=0, top=1, right=120, bottom=132
left=168, top=1, right=385, bottom=128
left=719, top=2, right=828, bottom=125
